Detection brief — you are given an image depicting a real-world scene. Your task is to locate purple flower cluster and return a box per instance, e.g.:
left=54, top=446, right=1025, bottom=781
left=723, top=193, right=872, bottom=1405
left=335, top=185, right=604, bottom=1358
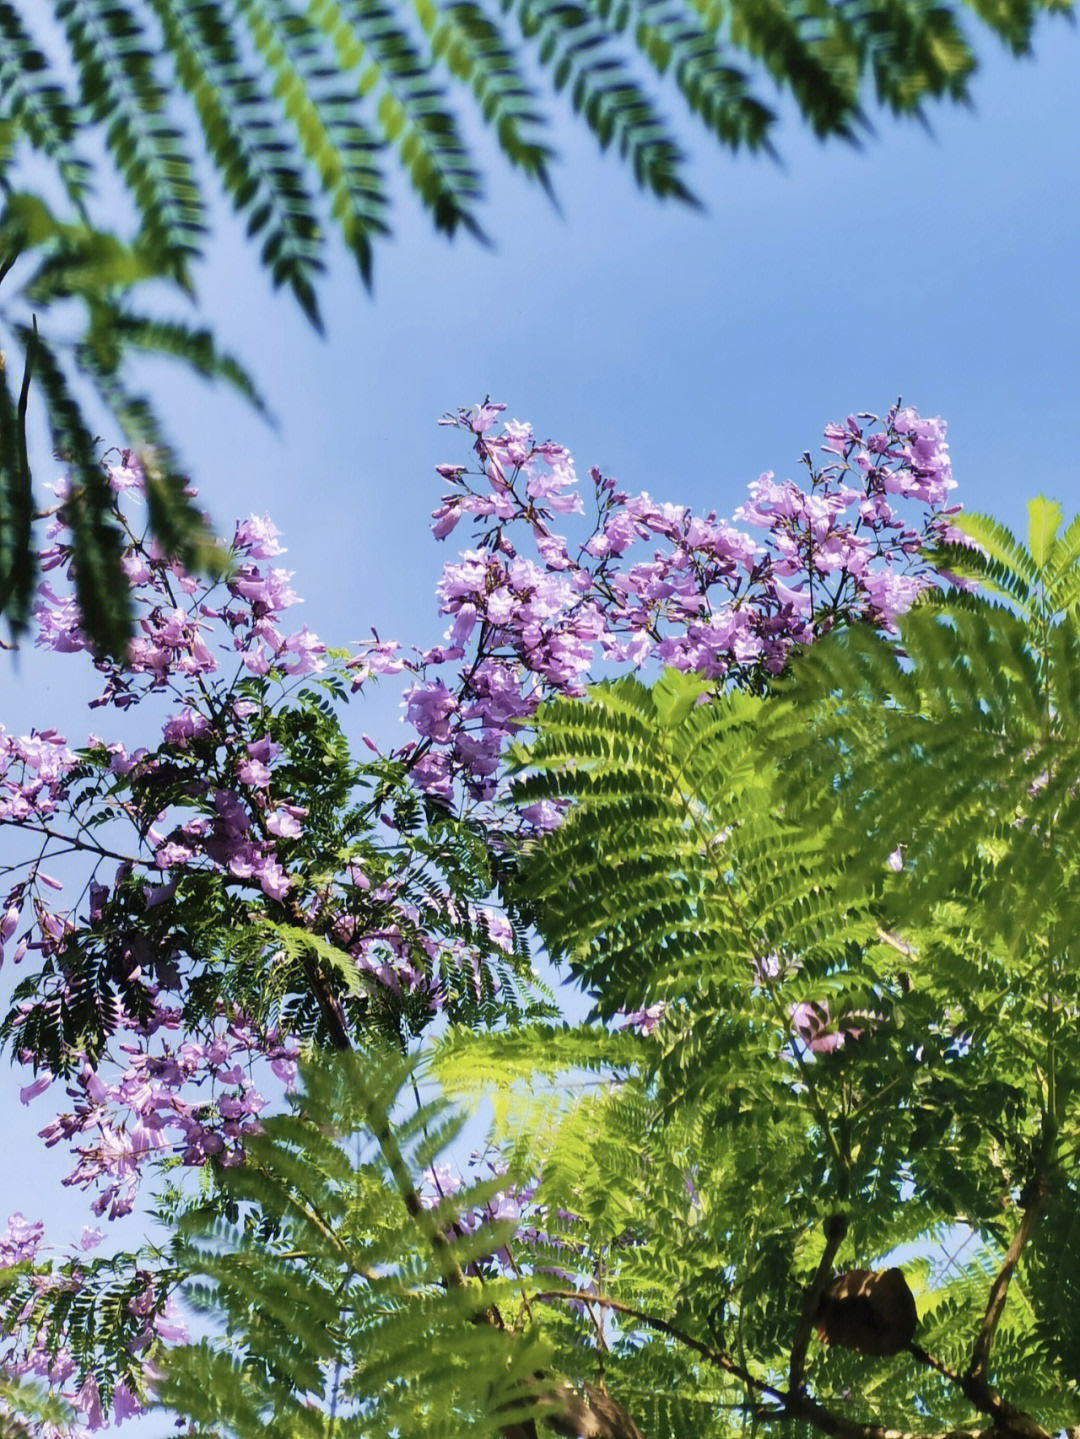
left=34, top=467, right=325, bottom=687
left=26, top=1022, right=298, bottom=1220
left=0, top=1212, right=176, bottom=1434
left=3, top=401, right=960, bottom=1200
left=363, top=401, right=957, bottom=806
left=0, top=401, right=962, bottom=1430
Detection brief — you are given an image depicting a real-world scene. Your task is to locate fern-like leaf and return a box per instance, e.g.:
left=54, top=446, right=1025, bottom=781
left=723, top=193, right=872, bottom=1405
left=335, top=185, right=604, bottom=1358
left=414, top=0, right=554, bottom=183
left=504, top=0, right=698, bottom=201
left=145, top=0, right=326, bottom=324
left=53, top=0, right=205, bottom=271
left=0, top=333, right=36, bottom=633
left=311, top=0, right=487, bottom=238
left=0, top=3, right=89, bottom=202
left=510, top=670, right=873, bottom=1013
left=16, top=324, right=133, bottom=657
left=159, top=1050, right=559, bottom=1437
left=236, top=0, right=389, bottom=287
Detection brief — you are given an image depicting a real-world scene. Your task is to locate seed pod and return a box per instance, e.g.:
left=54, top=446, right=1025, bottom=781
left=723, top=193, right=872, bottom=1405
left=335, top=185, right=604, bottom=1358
left=813, top=1267, right=918, bottom=1356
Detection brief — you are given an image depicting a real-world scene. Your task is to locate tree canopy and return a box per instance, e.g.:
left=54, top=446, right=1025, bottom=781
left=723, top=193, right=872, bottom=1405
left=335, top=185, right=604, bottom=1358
left=0, top=0, right=1072, bottom=653
left=2, top=408, right=1077, bottom=1437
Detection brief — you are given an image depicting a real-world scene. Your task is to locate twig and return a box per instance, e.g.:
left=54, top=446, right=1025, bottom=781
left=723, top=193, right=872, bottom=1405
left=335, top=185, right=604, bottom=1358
left=907, top=1343, right=964, bottom=1388
left=789, top=1214, right=847, bottom=1395
left=530, top=1289, right=786, bottom=1405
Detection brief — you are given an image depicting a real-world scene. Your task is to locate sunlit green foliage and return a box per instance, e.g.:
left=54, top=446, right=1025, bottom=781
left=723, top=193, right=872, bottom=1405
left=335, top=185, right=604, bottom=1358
left=496, top=511, right=1080, bottom=1434
left=9, top=503, right=1080, bottom=1438
left=159, top=1049, right=565, bottom=1438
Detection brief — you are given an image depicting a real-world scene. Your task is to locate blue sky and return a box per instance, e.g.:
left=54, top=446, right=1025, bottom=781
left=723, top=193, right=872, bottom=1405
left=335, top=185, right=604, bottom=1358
left=1, top=16, right=1078, bottom=1419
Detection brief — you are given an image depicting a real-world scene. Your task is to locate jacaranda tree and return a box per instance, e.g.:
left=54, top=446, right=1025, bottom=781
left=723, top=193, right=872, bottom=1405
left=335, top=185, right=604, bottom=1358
left=8, top=401, right=1059, bottom=1438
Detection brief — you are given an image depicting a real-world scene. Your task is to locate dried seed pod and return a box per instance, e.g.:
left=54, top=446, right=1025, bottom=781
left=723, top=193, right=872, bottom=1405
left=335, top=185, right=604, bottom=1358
left=813, top=1267, right=918, bottom=1356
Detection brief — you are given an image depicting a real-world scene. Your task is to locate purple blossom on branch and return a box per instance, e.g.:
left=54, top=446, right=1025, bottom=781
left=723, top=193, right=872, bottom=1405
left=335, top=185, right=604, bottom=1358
left=0, top=400, right=962, bottom=1430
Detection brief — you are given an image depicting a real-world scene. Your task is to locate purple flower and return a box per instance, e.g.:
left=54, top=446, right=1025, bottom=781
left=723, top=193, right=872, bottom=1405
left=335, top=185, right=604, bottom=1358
left=617, top=1002, right=666, bottom=1036
left=238, top=758, right=272, bottom=788
left=267, top=804, right=307, bottom=839
left=281, top=625, right=326, bottom=674
left=162, top=709, right=211, bottom=746
left=493, top=1192, right=521, bottom=1223
left=256, top=855, right=291, bottom=901
left=112, top=1380, right=143, bottom=1422
left=152, top=1299, right=189, bottom=1344
left=790, top=1001, right=850, bottom=1055
left=155, top=842, right=195, bottom=869
left=20, top=1071, right=53, bottom=1105
left=75, top=1371, right=106, bottom=1430
left=235, top=514, right=285, bottom=559
left=0, top=1213, right=45, bottom=1265
left=247, top=735, right=282, bottom=765
left=404, top=680, right=458, bottom=742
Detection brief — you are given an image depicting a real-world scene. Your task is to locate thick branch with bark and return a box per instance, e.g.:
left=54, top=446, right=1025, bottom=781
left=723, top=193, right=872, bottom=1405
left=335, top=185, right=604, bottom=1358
left=785, top=1389, right=1034, bottom=1439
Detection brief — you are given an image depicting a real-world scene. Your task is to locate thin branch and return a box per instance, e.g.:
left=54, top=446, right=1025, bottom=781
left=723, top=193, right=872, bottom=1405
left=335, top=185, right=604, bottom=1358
left=907, top=1343, right=964, bottom=1388
left=790, top=1213, right=847, bottom=1394
left=906, top=1340, right=1048, bottom=1439
left=530, top=1288, right=786, bottom=1405
left=967, top=1170, right=1050, bottom=1384
left=5, top=821, right=139, bottom=868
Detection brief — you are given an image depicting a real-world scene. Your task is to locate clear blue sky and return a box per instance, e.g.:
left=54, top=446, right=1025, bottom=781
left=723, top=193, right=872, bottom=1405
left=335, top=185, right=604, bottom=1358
left=1, top=18, right=1078, bottom=1420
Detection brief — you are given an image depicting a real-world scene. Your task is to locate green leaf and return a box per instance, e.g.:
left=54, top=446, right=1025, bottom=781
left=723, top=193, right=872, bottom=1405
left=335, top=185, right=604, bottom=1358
left=0, top=3, right=89, bottom=201
left=1027, top=495, right=1063, bottom=572
left=236, top=0, right=389, bottom=288
left=0, top=332, right=36, bottom=633
left=311, top=0, right=487, bottom=239
left=54, top=0, right=206, bottom=273
left=144, top=0, right=326, bottom=325
left=158, top=1051, right=559, bottom=1439
left=16, top=324, right=133, bottom=657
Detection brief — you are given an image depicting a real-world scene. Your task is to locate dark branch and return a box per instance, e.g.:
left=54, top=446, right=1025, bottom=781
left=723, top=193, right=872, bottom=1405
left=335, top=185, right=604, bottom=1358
left=790, top=1213, right=848, bottom=1394
left=531, top=1289, right=786, bottom=1405
left=967, top=1170, right=1049, bottom=1384
left=784, top=1389, right=1020, bottom=1439
left=907, top=1343, right=964, bottom=1388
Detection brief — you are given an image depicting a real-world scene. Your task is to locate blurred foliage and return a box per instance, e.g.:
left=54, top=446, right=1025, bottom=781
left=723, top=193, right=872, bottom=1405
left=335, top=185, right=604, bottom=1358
left=0, top=0, right=1072, bottom=652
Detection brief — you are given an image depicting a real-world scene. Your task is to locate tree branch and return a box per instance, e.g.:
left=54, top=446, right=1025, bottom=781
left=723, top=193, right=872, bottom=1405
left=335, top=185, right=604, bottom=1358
left=532, top=1281, right=1053, bottom=1439
left=784, top=1389, right=1021, bottom=1439
left=967, top=1171, right=1049, bottom=1385
left=907, top=1343, right=964, bottom=1388
left=530, top=1289, right=786, bottom=1405
left=790, top=1213, right=848, bottom=1394
left=907, top=1343, right=1050, bottom=1439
